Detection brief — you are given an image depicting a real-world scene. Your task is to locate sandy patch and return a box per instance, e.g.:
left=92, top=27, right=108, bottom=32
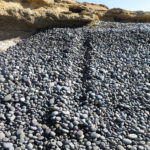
left=0, top=30, right=34, bottom=52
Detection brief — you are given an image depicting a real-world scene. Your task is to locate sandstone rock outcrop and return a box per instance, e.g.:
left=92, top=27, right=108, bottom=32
left=82, top=2, right=108, bottom=11
left=103, top=8, right=150, bottom=22
left=0, top=0, right=107, bottom=32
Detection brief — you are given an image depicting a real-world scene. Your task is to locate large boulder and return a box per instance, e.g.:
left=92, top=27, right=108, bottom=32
left=103, top=8, right=150, bottom=22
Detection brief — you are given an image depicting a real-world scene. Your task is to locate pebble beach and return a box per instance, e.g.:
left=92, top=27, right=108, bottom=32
left=0, top=22, right=150, bottom=150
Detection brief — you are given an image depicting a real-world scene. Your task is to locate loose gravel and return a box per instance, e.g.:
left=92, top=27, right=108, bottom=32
left=0, top=22, right=150, bottom=150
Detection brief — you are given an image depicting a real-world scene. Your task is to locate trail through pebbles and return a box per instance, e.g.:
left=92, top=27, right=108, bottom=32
left=0, top=22, right=150, bottom=149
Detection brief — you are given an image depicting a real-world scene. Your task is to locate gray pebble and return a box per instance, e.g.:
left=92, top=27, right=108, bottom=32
left=51, top=111, right=59, bottom=117
left=4, top=94, right=12, bottom=101
left=57, top=141, right=63, bottom=147
left=0, top=131, right=5, bottom=141
left=76, top=130, right=84, bottom=139
left=91, top=132, right=100, bottom=139
left=128, top=134, right=138, bottom=140
left=129, top=146, right=137, bottom=150
left=138, top=145, right=144, bottom=150
left=50, top=131, right=56, bottom=137
left=0, top=77, right=5, bottom=83
left=3, top=142, right=14, bottom=149
left=27, top=143, right=33, bottom=150
left=122, top=138, right=132, bottom=145
left=93, top=146, right=100, bottom=150
left=117, top=145, right=126, bottom=150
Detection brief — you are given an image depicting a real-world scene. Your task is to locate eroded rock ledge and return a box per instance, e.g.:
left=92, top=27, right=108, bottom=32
left=103, top=8, right=150, bottom=22
left=0, top=0, right=108, bottom=31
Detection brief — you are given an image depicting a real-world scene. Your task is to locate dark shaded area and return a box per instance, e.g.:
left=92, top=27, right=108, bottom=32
left=69, top=7, right=84, bottom=13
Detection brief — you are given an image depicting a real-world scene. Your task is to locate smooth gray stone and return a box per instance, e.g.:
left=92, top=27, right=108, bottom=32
left=90, top=132, right=100, bottom=139
left=122, top=138, right=132, bottom=145
left=4, top=94, right=12, bottom=101
left=0, top=131, right=5, bottom=141
left=117, top=145, right=126, bottom=150
left=128, top=134, right=138, bottom=140
left=3, top=142, right=14, bottom=149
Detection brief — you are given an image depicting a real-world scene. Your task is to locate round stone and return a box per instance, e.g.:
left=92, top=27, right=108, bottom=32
left=145, top=145, right=150, bottom=150
left=138, top=145, right=144, bottom=150
left=30, top=126, right=37, bottom=130
left=0, top=77, right=5, bottom=83
left=17, top=129, right=24, bottom=136
left=0, top=114, right=5, bottom=119
left=117, top=145, right=126, bottom=150
left=90, top=132, right=100, bottom=139
left=76, top=130, right=84, bottom=139
left=122, top=138, right=132, bottom=145
left=51, top=111, right=59, bottom=117
left=27, top=143, right=33, bottom=150
left=129, top=146, right=137, bottom=150
left=3, top=142, right=14, bottom=149
left=45, top=128, right=51, bottom=134
left=49, top=98, right=55, bottom=105
left=20, top=97, right=25, bottom=102
left=50, top=131, right=56, bottom=137
left=0, top=131, right=5, bottom=141
left=128, top=134, right=138, bottom=140
left=9, top=115, right=16, bottom=122
left=93, top=146, right=100, bottom=150
left=99, top=135, right=105, bottom=140
left=4, top=94, right=12, bottom=101
left=69, top=142, right=75, bottom=149
left=57, top=141, right=63, bottom=147
left=86, top=141, right=91, bottom=146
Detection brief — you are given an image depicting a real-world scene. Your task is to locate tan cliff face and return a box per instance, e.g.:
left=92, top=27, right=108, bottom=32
left=103, top=8, right=150, bottom=23
left=0, top=0, right=107, bottom=32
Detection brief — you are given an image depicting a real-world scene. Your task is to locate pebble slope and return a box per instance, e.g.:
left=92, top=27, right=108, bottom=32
left=0, top=22, right=150, bottom=150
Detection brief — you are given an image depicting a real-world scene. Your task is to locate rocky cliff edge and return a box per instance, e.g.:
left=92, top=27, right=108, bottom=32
left=0, top=0, right=108, bottom=31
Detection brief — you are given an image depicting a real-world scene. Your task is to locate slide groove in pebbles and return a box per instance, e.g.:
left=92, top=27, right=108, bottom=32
left=0, top=22, right=150, bottom=149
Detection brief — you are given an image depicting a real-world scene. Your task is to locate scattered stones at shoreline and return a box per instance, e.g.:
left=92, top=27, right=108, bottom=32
left=0, top=22, right=150, bottom=149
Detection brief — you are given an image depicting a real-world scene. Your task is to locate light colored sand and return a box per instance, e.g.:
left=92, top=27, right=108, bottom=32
left=0, top=38, right=21, bottom=52
left=0, top=30, right=34, bottom=52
